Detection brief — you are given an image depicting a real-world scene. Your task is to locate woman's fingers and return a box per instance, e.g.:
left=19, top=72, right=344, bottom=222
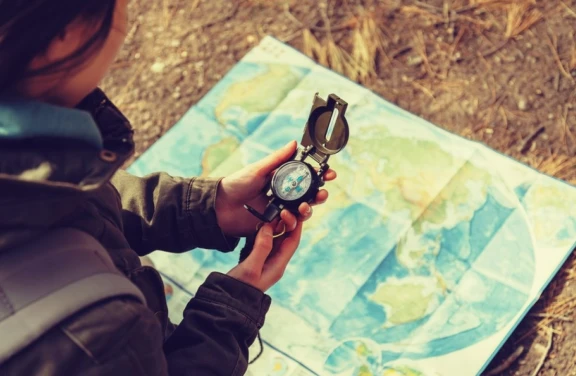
left=298, top=202, right=313, bottom=221
left=263, top=221, right=303, bottom=284
left=323, top=169, right=337, bottom=181
left=280, top=187, right=331, bottom=227
left=245, top=223, right=274, bottom=268
left=313, top=189, right=329, bottom=206
left=280, top=210, right=298, bottom=232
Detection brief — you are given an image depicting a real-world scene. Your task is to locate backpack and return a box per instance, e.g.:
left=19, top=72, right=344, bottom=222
left=0, top=228, right=146, bottom=364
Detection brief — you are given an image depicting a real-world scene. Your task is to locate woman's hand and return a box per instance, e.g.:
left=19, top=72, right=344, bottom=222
left=215, top=140, right=337, bottom=238
left=227, top=221, right=302, bottom=292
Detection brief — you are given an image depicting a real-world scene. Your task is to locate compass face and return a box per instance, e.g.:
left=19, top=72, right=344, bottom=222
left=273, top=162, right=314, bottom=202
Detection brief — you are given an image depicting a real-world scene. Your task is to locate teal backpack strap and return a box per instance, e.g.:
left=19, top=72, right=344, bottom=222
left=0, top=228, right=147, bottom=364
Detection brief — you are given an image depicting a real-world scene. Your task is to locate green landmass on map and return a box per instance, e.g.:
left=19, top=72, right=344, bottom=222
left=330, top=126, right=493, bottom=229
left=201, top=136, right=240, bottom=176
left=369, top=278, right=436, bottom=325
left=214, top=64, right=302, bottom=127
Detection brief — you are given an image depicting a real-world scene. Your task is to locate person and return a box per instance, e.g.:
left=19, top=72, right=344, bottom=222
left=0, top=1, right=336, bottom=375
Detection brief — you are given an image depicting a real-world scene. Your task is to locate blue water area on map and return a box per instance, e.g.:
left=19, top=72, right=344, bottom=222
left=324, top=203, right=535, bottom=370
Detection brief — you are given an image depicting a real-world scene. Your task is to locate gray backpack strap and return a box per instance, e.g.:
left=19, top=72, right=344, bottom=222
left=0, top=228, right=147, bottom=364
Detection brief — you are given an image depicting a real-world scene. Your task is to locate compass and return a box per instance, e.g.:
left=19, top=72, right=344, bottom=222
left=272, top=161, right=317, bottom=202
left=244, top=92, right=350, bottom=224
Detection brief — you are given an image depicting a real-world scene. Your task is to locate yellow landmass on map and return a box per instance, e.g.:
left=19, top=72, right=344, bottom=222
left=382, top=367, right=423, bottom=376
left=523, top=180, right=576, bottom=248
left=328, top=127, right=492, bottom=230
left=214, top=64, right=302, bottom=126
left=201, top=137, right=240, bottom=176
left=369, top=279, right=435, bottom=325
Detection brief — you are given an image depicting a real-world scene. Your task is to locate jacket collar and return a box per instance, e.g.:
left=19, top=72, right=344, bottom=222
left=0, top=88, right=135, bottom=192
left=0, top=95, right=104, bottom=150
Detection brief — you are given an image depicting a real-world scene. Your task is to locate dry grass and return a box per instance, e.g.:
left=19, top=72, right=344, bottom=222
left=570, top=32, right=576, bottom=71
left=349, top=14, right=387, bottom=81
left=302, top=11, right=386, bottom=83
left=536, top=154, right=576, bottom=184
left=302, top=28, right=327, bottom=66
left=546, top=31, right=576, bottom=83
left=299, top=0, right=549, bottom=86
left=504, top=2, right=543, bottom=38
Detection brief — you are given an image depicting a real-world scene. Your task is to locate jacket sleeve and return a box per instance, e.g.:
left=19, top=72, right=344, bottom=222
left=111, top=169, right=240, bottom=256
left=1, top=274, right=271, bottom=376
left=164, top=272, right=272, bottom=376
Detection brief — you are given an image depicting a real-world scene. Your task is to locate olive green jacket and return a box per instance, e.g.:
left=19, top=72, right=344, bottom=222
left=0, top=89, right=271, bottom=375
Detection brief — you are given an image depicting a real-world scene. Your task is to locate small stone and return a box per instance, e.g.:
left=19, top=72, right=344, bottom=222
left=536, top=89, right=543, bottom=96
left=494, top=56, right=501, bottom=64
left=247, top=35, right=256, bottom=43
left=134, top=53, right=141, bottom=60
left=525, top=42, right=533, bottom=49
left=485, top=128, right=494, bottom=134
left=170, top=39, right=181, bottom=47
left=151, top=62, right=165, bottom=73
left=407, top=55, right=423, bottom=66
left=548, top=113, right=555, bottom=120
left=451, top=52, right=463, bottom=62
left=534, top=343, right=546, bottom=354
left=181, top=51, right=188, bottom=58
left=518, top=97, right=529, bottom=111
left=172, top=92, right=181, bottom=100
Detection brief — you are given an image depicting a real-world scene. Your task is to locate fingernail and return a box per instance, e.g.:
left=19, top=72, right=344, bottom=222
left=306, top=206, right=311, bottom=214
left=263, top=225, right=273, bottom=236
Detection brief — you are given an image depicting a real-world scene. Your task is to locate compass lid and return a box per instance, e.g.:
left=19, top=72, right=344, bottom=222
left=302, top=93, right=350, bottom=157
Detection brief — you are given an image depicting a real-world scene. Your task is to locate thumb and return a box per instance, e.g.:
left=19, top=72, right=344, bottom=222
left=245, top=223, right=274, bottom=267
left=253, top=140, right=297, bottom=177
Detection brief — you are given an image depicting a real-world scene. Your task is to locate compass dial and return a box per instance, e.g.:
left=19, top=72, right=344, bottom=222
left=273, top=162, right=314, bottom=202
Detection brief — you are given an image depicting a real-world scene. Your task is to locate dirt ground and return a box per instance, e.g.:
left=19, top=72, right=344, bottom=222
left=101, top=0, right=576, bottom=375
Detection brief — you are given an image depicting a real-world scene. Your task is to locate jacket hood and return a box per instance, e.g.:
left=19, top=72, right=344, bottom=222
left=0, top=88, right=135, bottom=252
